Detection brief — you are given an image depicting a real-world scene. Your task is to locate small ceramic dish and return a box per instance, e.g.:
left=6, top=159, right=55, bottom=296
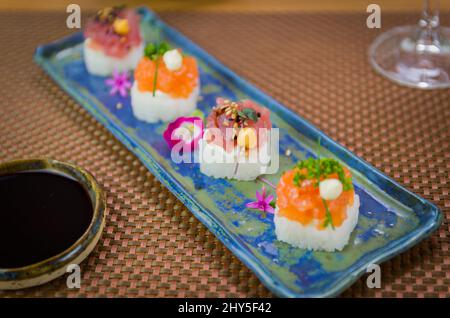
left=0, top=158, right=106, bottom=290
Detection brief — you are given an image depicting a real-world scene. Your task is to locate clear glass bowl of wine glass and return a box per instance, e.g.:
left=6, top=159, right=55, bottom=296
left=369, top=0, right=450, bottom=89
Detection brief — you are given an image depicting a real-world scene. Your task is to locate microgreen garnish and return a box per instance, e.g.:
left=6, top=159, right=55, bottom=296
left=237, top=108, right=258, bottom=122
left=95, top=5, right=124, bottom=23
left=293, top=138, right=353, bottom=229
left=216, top=101, right=260, bottom=138
left=144, top=41, right=171, bottom=97
left=322, top=198, right=335, bottom=230
left=316, top=138, right=334, bottom=229
left=293, top=158, right=353, bottom=191
left=293, top=172, right=305, bottom=186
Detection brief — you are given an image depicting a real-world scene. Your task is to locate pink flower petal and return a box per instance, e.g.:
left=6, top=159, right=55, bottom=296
left=261, top=186, right=267, bottom=199
left=264, top=194, right=274, bottom=204
left=163, top=117, right=204, bottom=150
left=246, top=201, right=261, bottom=209
left=255, top=190, right=263, bottom=202
left=119, top=87, right=128, bottom=97
left=109, top=87, right=119, bottom=95
left=265, top=205, right=275, bottom=214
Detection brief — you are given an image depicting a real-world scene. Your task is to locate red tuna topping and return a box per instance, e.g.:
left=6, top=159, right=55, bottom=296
left=84, top=7, right=142, bottom=58
left=205, top=98, right=272, bottom=152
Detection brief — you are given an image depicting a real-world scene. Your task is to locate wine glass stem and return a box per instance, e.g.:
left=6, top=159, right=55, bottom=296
left=422, top=0, right=439, bottom=27
left=416, top=0, right=441, bottom=49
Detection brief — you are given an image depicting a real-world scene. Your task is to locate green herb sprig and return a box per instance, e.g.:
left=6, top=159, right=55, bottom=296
left=316, top=138, right=334, bottom=230
left=144, top=42, right=171, bottom=97
left=322, top=198, right=334, bottom=229
left=237, top=108, right=258, bottom=122
left=293, top=158, right=353, bottom=191
left=292, top=139, right=353, bottom=229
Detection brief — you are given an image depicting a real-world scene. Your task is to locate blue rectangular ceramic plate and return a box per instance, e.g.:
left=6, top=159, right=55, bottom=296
left=34, top=7, right=442, bottom=297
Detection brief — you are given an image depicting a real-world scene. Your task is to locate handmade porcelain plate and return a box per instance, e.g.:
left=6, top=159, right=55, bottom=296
left=34, top=7, right=442, bottom=297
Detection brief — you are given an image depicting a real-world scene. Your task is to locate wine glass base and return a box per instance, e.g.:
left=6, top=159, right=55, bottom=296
left=369, top=25, right=450, bottom=89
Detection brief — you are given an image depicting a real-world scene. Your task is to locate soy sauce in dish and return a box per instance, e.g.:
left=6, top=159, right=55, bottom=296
left=0, top=171, right=93, bottom=268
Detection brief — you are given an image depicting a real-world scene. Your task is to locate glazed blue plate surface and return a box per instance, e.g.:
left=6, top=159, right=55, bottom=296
left=34, top=7, right=442, bottom=297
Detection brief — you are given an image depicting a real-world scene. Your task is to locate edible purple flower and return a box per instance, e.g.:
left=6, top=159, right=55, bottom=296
left=246, top=186, right=275, bottom=214
left=105, top=70, right=132, bottom=97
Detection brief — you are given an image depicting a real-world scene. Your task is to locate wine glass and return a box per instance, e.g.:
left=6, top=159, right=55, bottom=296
left=369, top=0, right=450, bottom=89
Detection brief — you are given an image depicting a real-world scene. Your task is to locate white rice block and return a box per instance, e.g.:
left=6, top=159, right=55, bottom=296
left=83, top=38, right=144, bottom=76
left=130, top=82, right=200, bottom=123
left=274, top=195, right=360, bottom=252
left=199, top=138, right=270, bottom=181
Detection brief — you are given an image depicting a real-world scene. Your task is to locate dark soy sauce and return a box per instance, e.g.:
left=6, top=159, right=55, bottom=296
left=0, top=171, right=94, bottom=268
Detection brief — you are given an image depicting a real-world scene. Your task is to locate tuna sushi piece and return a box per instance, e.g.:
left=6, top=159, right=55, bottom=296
left=131, top=44, right=200, bottom=123
left=84, top=6, right=144, bottom=76
left=199, top=98, right=273, bottom=181
left=274, top=158, right=360, bottom=251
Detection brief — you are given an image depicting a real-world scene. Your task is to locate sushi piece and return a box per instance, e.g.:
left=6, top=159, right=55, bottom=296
left=84, top=6, right=144, bottom=76
left=130, top=44, right=200, bottom=123
left=199, top=98, right=272, bottom=181
left=274, top=158, right=360, bottom=251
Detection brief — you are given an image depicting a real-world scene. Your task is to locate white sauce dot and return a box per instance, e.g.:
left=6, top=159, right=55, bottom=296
left=319, top=179, right=343, bottom=200
left=163, top=49, right=183, bottom=71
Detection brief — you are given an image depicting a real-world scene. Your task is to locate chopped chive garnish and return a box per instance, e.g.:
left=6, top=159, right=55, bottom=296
left=144, top=41, right=171, bottom=97
left=292, top=138, right=353, bottom=229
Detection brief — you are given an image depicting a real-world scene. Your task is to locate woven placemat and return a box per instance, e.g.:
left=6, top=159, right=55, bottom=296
left=0, top=10, right=448, bottom=298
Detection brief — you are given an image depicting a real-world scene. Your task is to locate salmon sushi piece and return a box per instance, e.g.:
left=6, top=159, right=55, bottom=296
left=84, top=6, right=144, bottom=76
left=274, top=158, right=360, bottom=251
left=199, top=98, right=272, bottom=181
left=130, top=46, right=200, bottom=123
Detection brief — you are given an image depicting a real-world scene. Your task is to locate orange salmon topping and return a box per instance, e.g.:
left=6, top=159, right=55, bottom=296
left=276, top=167, right=354, bottom=230
left=134, top=54, right=199, bottom=98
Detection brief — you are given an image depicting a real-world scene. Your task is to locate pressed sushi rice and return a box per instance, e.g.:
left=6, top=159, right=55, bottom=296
left=130, top=82, right=200, bottom=123
left=199, top=136, right=271, bottom=181
left=84, top=39, right=144, bottom=76
left=274, top=194, right=360, bottom=252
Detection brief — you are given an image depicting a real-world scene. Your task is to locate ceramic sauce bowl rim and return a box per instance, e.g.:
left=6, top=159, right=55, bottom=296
left=0, top=158, right=106, bottom=278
